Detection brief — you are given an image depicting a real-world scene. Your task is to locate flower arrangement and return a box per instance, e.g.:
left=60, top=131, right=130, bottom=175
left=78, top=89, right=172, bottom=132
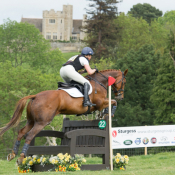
left=113, top=153, right=129, bottom=170
left=17, top=153, right=86, bottom=173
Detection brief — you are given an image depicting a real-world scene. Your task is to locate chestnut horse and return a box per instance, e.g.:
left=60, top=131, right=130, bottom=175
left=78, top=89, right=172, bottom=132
left=0, top=69, right=128, bottom=164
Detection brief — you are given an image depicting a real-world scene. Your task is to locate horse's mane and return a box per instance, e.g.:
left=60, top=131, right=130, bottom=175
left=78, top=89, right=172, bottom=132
left=98, top=69, right=120, bottom=73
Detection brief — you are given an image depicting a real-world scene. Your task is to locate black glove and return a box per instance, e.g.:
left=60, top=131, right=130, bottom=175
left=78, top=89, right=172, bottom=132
left=95, top=68, right=98, bottom=73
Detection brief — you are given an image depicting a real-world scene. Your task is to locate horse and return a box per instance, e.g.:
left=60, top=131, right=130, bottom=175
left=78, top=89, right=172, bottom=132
left=0, top=69, right=128, bottom=164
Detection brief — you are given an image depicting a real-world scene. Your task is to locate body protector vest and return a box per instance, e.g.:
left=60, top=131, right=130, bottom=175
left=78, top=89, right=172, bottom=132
left=63, top=55, right=89, bottom=72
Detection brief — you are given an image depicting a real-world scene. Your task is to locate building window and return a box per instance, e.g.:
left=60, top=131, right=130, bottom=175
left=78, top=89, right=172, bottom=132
left=53, top=32, right=57, bottom=40
left=60, top=36, right=62, bottom=40
left=49, top=19, right=55, bottom=23
left=72, top=36, right=77, bottom=40
left=61, top=19, right=62, bottom=23
left=46, top=32, right=51, bottom=39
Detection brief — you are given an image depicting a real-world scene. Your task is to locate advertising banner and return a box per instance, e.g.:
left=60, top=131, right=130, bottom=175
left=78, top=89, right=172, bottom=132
left=112, top=125, right=175, bottom=149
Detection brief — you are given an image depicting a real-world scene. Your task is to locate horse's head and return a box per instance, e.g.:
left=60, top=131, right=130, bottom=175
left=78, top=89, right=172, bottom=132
left=112, top=69, right=128, bottom=100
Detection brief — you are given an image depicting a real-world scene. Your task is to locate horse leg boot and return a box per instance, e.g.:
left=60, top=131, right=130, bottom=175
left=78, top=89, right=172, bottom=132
left=83, top=82, right=96, bottom=107
left=7, top=140, right=21, bottom=161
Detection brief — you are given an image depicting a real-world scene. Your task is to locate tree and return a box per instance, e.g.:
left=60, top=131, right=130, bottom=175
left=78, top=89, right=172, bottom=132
left=158, top=10, right=175, bottom=26
left=151, top=53, right=175, bottom=124
left=112, top=44, right=159, bottom=127
left=167, top=30, right=175, bottom=67
left=115, top=13, right=168, bottom=58
left=82, top=0, right=120, bottom=60
left=128, top=3, right=163, bottom=24
left=0, top=19, right=49, bottom=67
left=0, top=19, right=66, bottom=73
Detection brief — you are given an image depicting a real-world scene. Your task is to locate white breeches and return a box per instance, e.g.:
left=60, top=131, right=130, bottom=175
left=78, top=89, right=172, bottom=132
left=60, top=65, right=92, bottom=89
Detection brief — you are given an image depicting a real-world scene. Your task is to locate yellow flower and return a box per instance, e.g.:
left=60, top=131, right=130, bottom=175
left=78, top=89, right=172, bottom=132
left=116, top=153, right=121, bottom=158
left=82, top=158, right=86, bottom=163
left=22, top=160, right=26, bottom=165
left=42, top=158, right=46, bottom=163
left=124, top=155, right=128, bottom=159
left=76, top=167, right=80, bottom=170
left=29, top=160, right=33, bottom=166
left=33, top=157, right=36, bottom=162
left=120, top=166, right=125, bottom=170
left=51, top=159, right=55, bottom=164
left=65, top=157, right=70, bottom=162
left=57, top=153, right=63, bottom=157
left=64, top=153, right=68, bottom=157
left=57, top=153, right=64, bottom=160
left=115, top=158, right=120, bottom=163
left=37, top=159, right=41, bottom=163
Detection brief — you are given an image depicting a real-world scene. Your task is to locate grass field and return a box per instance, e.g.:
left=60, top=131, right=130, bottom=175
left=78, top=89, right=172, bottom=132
left=0, top=152, right=175, bottom=175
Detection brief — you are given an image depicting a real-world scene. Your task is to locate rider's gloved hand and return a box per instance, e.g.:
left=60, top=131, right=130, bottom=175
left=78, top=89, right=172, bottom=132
left=95, top=68, right=98, bottom=73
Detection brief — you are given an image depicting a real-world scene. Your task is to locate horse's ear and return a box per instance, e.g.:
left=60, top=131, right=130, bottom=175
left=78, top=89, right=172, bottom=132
left=124, top=69, right=128, bottom=76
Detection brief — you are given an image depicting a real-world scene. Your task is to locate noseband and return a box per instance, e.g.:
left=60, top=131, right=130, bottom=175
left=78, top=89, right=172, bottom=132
left=87, top=71, right=125, bottom=96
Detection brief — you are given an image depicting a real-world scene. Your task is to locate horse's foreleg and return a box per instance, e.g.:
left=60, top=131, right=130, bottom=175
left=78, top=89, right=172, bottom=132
left=7, top=121, right=34, bottom=161
left=16, top=122, right=47, bottom=165
left=100, top=99, right=117, bottom=117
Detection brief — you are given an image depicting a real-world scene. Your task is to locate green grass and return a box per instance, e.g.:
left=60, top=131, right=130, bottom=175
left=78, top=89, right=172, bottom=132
left=62, top=52, right=80, bottom=60
left=0, top=152, right=175, bottom=175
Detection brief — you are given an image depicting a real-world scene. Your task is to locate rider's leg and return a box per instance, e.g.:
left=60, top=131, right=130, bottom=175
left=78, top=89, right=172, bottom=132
left=83, top=82, right=96, bottom=107
left=60, top=65, right=96, bottom=107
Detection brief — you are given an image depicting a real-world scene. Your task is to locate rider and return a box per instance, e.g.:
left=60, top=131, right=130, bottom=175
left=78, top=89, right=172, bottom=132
left=60, top=47, right=97, bottom=107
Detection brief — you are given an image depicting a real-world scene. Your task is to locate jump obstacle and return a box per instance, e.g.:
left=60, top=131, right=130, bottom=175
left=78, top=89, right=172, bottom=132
left=27, top=116, right=110, bottom=171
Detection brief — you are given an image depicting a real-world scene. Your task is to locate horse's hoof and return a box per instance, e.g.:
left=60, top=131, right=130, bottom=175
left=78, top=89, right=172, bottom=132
left=7, top=151, right=16, bottom=161
left=16, top=153, right=25, bottom=166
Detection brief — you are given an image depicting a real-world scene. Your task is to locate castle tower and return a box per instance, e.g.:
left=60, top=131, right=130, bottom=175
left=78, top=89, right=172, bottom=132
left=42, top=5, right=73, bottom=41
left=63, top=5, right=73, bottom=41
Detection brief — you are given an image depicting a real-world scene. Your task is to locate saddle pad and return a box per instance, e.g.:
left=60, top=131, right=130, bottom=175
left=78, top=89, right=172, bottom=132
left=58, top=86, right=92, bottom=98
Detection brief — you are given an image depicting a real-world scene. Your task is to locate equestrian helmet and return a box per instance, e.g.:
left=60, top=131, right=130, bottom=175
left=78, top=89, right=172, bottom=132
left=81, top=47, right=94, bottom=55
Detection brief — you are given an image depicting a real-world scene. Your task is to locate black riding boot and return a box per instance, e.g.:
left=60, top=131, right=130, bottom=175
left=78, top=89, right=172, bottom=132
left=83, top=82, right=96, bottom=107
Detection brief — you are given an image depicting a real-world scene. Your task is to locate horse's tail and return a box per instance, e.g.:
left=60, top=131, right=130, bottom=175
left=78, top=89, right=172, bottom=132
left=0, top=95, right=36, bottom=137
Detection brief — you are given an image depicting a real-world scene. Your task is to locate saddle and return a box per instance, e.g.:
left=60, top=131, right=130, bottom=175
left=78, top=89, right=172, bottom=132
left=57, top=81, right=93, bottom=116
left=57, top=80, right=84, bottom=94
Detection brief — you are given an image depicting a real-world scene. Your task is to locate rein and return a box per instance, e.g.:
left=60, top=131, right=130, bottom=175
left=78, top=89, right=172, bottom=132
left=87, top=74, right=107, bottom=90
left=87, top=71, right=125, bottom=96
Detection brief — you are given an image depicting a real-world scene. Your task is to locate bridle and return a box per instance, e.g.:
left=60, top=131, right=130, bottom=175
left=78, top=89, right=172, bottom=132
left=87, top=71, right=126, bottom=96
left=112, top=72, right=125, bottom=96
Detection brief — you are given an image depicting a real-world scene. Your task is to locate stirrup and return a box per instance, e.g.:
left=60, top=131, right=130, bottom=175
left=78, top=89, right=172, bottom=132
left=83, top=101, right=96, bottom=107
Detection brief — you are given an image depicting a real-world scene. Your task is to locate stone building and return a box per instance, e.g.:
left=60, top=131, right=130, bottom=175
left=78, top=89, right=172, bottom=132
left=21, top=5, right=86, bottom=41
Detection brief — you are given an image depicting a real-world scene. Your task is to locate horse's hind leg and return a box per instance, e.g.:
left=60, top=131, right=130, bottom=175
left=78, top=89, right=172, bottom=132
left=7, top=120, right=34, bottom=161
left=17, top=122, right=48, bottom=165
left=7, top=102, right=34, bottom=161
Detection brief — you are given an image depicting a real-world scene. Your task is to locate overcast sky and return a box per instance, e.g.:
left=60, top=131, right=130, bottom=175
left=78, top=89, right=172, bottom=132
left=0, top=0, right=174, bottom=25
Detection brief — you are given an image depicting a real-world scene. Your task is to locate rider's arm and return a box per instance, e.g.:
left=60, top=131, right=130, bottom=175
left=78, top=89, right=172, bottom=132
left=84, top=64, right=96, bottom=75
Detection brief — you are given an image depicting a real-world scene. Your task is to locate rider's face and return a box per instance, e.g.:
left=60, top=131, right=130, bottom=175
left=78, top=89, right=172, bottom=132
left=85, top=55, right=92, bottom=60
